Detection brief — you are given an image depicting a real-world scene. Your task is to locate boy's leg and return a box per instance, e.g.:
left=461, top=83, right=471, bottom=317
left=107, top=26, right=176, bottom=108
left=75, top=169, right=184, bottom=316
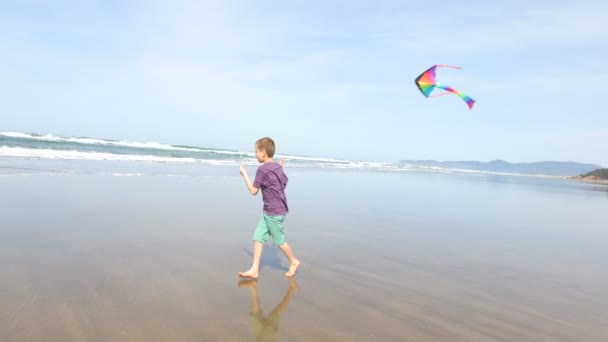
left=240, top=215, right=269, bottom=279
left=278, top=243, right=300, bottom=277
left=266, top=215, right=300, bottom=277
left=239, top=241, right=264, bottom=279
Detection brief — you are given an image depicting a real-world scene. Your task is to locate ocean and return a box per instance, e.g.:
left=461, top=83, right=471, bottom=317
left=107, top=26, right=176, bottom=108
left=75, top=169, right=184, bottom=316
left=6, top=131, right=585, bottom=179
left=0, top=132, right=399, bottom=176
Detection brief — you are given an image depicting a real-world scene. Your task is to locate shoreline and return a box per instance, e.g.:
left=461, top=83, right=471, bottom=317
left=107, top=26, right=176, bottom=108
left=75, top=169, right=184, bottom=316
left=2, top=157, right=607, bottom=186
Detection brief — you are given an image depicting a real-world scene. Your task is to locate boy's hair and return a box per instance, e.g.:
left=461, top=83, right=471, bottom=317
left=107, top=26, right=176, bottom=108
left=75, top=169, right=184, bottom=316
left=256, top=137, right=275, bottom=158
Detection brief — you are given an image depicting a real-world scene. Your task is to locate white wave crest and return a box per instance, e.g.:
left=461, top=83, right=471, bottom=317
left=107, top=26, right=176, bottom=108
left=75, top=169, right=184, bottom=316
left=275, top=153, right=350, bottom=163
left=0, top=131, right=242, bottom=155
left=0, top=146, right=238, bottom=165
left=0, top=132, right=31, bottom=138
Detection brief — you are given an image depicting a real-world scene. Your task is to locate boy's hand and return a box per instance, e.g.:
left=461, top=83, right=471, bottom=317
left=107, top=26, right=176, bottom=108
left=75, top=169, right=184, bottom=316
left=240, top=165, right=259, bottom=195
left=279, top=159, right=285, bottom=167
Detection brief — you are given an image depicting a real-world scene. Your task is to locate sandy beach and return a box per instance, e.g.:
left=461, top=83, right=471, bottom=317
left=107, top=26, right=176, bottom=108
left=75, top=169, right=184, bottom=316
left=1, top=167, right=608, bottom=341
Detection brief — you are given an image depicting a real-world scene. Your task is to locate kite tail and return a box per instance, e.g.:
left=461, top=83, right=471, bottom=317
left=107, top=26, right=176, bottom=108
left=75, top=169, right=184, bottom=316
left=434, top=82, right=475, bottom=109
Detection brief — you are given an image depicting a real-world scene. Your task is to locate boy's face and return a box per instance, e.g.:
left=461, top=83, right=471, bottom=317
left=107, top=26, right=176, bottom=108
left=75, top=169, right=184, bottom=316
left=255, top=146, right=265, bottom=163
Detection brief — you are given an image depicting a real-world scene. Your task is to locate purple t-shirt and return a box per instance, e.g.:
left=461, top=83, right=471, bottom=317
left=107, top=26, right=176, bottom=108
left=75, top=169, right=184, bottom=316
left=253, top=162, right=289, bottom=215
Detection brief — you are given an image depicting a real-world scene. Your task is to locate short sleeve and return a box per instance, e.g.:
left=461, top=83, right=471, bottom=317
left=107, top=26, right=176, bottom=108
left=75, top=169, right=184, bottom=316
left=253, top=168, right=265, bottom=189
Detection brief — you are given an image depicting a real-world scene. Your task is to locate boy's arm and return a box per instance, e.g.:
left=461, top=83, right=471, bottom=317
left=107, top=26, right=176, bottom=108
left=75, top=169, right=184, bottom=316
left=240, top=166, right=259, bottom=195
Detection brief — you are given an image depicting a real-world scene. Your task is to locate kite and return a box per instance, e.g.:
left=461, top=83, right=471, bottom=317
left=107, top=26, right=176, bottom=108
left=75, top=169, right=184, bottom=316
left=415, top=64, right=475, bottom=109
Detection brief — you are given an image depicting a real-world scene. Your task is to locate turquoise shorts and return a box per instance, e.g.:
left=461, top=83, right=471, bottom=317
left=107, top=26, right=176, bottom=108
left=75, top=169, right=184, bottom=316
left=253, top=214, right=286, bottom=245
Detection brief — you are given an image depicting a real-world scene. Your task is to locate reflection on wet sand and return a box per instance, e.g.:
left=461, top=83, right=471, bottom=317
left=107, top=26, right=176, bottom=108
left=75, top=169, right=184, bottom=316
left=239, top=278, right=298, bottom=342
left=2, top=172, right=608, bottom=341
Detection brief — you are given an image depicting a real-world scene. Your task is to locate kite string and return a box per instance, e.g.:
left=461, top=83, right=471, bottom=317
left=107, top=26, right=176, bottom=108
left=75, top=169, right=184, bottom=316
left=429, top=92, right=454, bottom=98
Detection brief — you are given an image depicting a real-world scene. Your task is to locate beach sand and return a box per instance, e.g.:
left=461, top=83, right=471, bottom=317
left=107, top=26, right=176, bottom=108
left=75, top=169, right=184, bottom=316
left=1, top=168, right=607, bottom=341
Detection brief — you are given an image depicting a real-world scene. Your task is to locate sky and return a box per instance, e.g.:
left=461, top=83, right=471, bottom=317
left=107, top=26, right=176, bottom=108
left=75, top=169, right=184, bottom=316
left=1, top=0, right=607, bottom=166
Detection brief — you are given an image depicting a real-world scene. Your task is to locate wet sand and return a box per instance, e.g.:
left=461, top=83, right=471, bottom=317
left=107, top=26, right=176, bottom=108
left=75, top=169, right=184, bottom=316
left=1, top=169, right=607, bottom=341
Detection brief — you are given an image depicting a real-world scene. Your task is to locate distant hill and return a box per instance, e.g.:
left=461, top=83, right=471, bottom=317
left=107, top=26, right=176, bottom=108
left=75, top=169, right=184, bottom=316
left=575, top=168, right=608, bottom=181
left=397, top=159, right=603, bottom=176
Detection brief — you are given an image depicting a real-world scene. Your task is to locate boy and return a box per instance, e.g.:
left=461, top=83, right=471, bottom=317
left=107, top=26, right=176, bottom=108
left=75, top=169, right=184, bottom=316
left=239, top=137, right=300, bottom=279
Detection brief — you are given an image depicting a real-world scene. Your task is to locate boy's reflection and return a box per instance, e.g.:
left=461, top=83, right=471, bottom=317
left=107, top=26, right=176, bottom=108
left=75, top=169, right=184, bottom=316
left=238, top=277, right=298, bottom=341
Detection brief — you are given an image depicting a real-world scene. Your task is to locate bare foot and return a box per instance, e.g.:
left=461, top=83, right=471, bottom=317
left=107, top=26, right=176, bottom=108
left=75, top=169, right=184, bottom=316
left=285, top=260, right=300, bottom=277
left=238, top=269, right=259, bottom=279
left=238, top=279, right=258, bottom=288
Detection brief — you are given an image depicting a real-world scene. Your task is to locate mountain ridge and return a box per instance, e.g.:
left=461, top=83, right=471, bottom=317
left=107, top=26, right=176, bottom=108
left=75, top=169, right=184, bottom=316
left=397, top=159, right=602, bottom=176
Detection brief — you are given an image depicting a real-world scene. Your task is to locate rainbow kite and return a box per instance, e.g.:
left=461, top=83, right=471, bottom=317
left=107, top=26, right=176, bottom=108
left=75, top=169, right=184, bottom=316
left=415, top=64, right=475, bottom=109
